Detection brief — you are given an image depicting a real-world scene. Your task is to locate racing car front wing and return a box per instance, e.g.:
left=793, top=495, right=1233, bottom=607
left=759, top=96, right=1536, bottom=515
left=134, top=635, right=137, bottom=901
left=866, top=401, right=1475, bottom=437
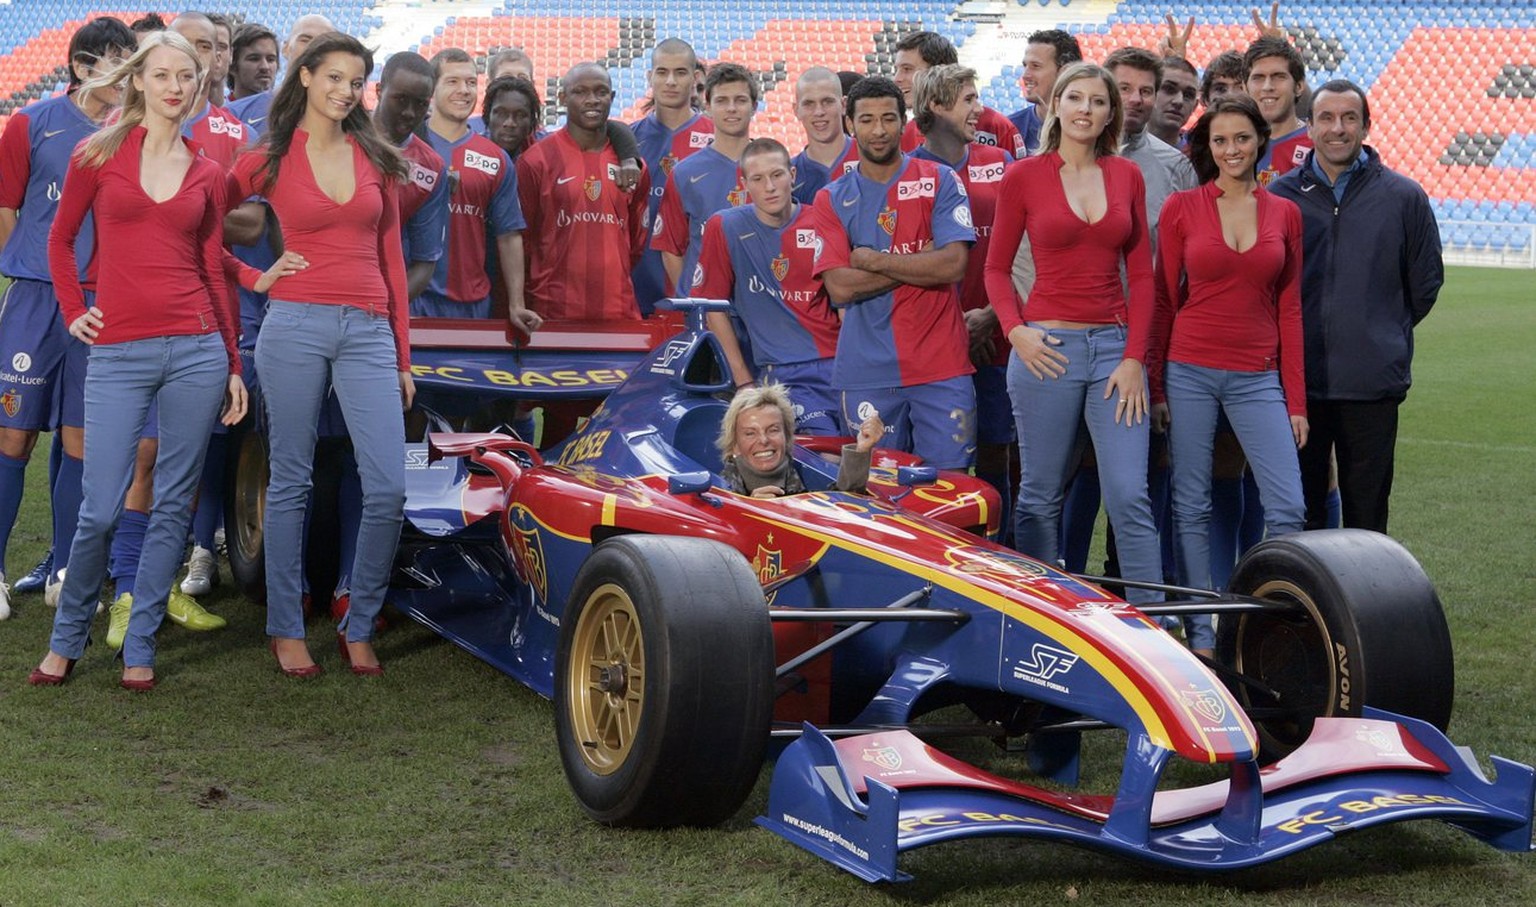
left=757, top=709, right=1535, bottom=881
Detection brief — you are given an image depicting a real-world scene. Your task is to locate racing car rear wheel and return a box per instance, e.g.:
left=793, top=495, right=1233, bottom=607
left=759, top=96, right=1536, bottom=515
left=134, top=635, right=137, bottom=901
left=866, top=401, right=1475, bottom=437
left=225, top=429, right=268, bottom=600
left=1218, top=529, right=1454, bottom=762
left=555, top=535, right=774, bottom=827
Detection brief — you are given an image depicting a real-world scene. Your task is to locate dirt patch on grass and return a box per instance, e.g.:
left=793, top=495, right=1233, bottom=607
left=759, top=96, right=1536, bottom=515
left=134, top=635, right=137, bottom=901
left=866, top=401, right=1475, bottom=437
left=480, top=743, right=522, bottom=768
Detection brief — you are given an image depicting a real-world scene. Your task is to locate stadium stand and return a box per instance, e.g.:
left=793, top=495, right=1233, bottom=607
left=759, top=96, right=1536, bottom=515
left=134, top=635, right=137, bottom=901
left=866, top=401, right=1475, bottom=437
left=0, top=0, right=1529, bottom=265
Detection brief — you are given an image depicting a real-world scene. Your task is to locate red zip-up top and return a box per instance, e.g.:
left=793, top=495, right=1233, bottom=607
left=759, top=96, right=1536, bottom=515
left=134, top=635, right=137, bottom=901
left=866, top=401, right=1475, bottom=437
left=230, top=128, right=410, bottom=368
left=1148, top=182, right=1306, bottom=416
left=983, top=151, right=1154, bottom=363
left=48, top=127, right=240, bottom=372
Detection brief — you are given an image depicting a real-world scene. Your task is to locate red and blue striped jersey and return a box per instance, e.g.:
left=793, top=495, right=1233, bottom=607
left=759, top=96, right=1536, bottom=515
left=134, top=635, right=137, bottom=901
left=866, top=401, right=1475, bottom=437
left=651, top=145, right=750, bottom=294
left=631, top=111, right=713, bottom=310
left=425, top=129, right=525, bottom=303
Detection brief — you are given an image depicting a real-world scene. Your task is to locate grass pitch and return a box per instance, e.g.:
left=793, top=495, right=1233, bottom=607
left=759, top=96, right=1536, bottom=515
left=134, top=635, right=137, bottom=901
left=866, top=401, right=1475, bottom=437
left=0, top=266, right=1533, bottom=905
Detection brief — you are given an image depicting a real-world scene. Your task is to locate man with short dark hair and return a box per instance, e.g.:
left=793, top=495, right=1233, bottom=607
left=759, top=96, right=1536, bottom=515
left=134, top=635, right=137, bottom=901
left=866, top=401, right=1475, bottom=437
left=1269, top=80, right=1442, bottom=533
left=226, top=13, right=332, bottom=134
left=205, top=12, right=232, bottom=107
left=421, top=48, right=532, bottom=324
left=1007, top=29, right=1082, bottom=155
left=631, top=38, right=714, bottom=314
left=652, top=61, right=758, bottom=296
left=1244, top=36, right=1310, bottom=184
left=1151, top=56, right=1199, bottom=148
left=1200, top=50, right=1246, bottom=106
left=893, top=30, right=1024, bottom=157
left=1104, top=47, right=1197, bottom=235
left=692, top=139, right=843, bottom=433
left=374, top=51, right=450, bottom=306
left=228, top=22, right=277, bottom=101
left=810, top=77, right=977, bottom=470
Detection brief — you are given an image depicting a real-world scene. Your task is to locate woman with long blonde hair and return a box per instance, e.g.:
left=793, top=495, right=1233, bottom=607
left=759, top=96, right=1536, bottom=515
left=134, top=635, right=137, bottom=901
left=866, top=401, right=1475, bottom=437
left=31, top=30, right=259, bottom=690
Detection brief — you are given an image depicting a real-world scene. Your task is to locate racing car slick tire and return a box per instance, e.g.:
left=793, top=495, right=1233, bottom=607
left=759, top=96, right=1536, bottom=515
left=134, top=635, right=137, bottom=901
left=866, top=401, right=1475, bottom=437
left=555, top=535, right=774, bottom=828
left=1218, top=529, right=1454, bottom=762
left=225, top=428, right=268, bottom=601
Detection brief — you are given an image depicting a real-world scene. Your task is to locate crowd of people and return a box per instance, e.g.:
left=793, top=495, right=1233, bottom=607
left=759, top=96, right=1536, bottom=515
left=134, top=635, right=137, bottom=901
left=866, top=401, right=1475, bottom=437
left=0, top=5, right=1442, bottom=686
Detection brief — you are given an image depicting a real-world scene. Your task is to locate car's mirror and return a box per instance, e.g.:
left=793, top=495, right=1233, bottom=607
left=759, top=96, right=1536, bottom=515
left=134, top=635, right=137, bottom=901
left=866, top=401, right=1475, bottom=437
left=896, top=466, right=939, bottom=487
left=667, top=471, right=715, bottom=495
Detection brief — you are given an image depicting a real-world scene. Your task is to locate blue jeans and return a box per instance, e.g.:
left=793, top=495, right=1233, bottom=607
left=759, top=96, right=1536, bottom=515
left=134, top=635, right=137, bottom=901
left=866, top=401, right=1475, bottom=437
left=256, top=301, right=405, bottom=642
left=1165, top=361, right=1305, bottom=595
left=49, top=334, right=227, bottom=668
left=1006, top=324, right=1161, bottom=606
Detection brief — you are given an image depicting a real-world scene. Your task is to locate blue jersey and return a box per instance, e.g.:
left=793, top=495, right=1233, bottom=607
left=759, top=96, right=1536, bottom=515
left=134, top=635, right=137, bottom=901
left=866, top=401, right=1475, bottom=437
left=809, top=156, right=975, bottom=389
left=226, top=91, right=272, bottom=139
left=790, top=136, right=859, bottom=205
left=1007, top=104, right=1043, bottom=156
left=0, top=94, right=99, bottom=283
left=692, top=204, right=840, bottom=367
left=650, top=145, right=749, bottom=296
left=631, top=111, right=713, bottom=311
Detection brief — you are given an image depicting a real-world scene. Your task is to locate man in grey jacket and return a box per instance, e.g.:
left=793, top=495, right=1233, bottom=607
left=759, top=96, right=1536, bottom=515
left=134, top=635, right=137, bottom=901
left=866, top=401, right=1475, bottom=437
left=1270, top=79, right=1443, bottom=533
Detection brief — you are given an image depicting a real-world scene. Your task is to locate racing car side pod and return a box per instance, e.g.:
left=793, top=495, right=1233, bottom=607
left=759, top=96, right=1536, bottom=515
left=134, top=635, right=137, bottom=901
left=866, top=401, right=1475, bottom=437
left=758, top=710, right=1535, bottom=880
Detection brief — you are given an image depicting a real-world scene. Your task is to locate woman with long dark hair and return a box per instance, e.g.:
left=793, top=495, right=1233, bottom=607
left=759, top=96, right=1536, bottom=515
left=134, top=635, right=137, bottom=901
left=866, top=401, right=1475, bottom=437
left=1148, top=94, right=1307, bottom=604
left=982, top=63, right=1165, bottom=621
left=30, top=31, right=249, bottom=690
left=229, top=31, right=413, bottom=678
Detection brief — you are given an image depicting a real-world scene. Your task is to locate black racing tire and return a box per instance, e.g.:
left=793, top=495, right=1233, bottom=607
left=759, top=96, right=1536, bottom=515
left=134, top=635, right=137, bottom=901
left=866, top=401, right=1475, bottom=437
left=554, top=535, right=774, bottom=828
left=1217, top=529, right=1454, bottom=762
left=225, top=428, right=268, bottom=601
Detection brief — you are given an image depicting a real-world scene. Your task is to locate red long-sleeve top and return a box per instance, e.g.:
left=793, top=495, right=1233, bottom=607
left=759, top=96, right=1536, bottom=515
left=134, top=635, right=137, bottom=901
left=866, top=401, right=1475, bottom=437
left=982, top=151, right=1155, bottom=363
left=230, top=129, right=410, bottom=368
left=48, top=127, right=240, bottom=372
left=1148, top=182, right=1306, bottom=416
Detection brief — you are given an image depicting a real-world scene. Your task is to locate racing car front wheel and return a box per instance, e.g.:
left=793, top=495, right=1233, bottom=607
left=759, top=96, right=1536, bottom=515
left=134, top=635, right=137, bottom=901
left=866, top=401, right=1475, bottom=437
left=1218, top=529, right=1454, bottom=762
left=555, top=535, right=775, bottom=827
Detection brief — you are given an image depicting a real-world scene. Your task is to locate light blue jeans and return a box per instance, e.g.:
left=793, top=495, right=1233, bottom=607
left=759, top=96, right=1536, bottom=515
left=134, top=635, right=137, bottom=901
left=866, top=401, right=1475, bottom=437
left=1006, top=325, right=1161, bottom=607
left=256, top=301, right=405, bottom=643
left=1165, top=361, right=1305, bottom=599
left=49, top=333, right=228, bottom=668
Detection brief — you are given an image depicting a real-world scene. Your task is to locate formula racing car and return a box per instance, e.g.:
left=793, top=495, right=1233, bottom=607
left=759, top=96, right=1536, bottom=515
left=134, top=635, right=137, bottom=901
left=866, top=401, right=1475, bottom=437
left=390, top=300, right=1534, bottom=882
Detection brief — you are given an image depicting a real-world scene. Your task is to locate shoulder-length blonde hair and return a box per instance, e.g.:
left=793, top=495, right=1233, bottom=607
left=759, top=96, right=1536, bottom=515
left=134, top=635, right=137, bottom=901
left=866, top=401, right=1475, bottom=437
left=74, top=30, right=204, bottom=169
left=1038, top=62, right=1123, bottom=159
left=716, top=383, right=797, bottom=460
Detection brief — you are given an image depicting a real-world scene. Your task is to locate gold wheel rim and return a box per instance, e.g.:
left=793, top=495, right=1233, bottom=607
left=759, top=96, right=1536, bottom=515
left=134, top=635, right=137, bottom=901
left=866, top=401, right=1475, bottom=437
left=566, top=583, right=645, bottom=776
left=234, top=436, right=267, bottom=563
left=1236, top=579, right=1336, bottom=745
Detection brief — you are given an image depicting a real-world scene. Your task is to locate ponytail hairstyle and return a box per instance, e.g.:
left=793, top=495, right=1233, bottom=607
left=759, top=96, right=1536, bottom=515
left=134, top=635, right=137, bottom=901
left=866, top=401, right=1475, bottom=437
left=75, top=30, right=204, bottom=169
left=256, top=31, right=407, bottom=192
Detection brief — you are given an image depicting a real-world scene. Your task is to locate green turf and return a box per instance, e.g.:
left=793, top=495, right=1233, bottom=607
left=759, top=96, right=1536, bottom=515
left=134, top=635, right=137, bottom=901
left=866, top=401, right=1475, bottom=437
left=1, top=266, right=1533, bottom=905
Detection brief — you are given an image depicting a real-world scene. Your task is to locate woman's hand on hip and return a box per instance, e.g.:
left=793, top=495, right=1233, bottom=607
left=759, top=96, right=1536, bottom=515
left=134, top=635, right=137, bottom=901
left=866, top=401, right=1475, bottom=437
left=1104, top=358, right=1147, bottom=426
left=1007, top=325, right=1069, bottom=380
left=254, top=251, right=309, bottom=294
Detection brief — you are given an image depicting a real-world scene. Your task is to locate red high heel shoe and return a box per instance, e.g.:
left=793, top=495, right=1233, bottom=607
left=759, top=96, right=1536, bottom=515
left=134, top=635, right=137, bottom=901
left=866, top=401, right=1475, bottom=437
left=28, top=657, right=75, bottom=686
left=336, top=633, right=383, bottom=676
left=120, top=675, right=156, bottom=692
left=270, top=638, right=323, bottom=679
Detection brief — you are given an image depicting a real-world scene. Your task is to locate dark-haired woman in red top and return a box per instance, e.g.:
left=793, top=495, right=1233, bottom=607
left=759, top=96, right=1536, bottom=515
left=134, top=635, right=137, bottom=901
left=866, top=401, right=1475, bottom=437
left=1148, top=94, right=1307, bottom=603
left=229, top=31, right=412, bottom=678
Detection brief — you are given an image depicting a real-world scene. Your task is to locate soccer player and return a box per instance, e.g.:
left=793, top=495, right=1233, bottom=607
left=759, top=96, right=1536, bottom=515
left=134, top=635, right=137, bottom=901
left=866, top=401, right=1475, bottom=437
left=1007, top=29, right=1082, bottom=156
left=516, top=62, right=651, bottom=321
left=789, top=67, right=857, bottom=205
left=0, top=17, right=135, bottom=619
left=170, top=12, right=245, bottom=168
left=420, top=48, right=532, bottom=324
left=374, top=51, right=450, bottom=304
left=228, top=22, right=278, bottom=103
left=1151, top=56, right=1199, bottom=148
left=469, top=47, right=537, bottom=136
left=631, top=38, right=714, bottom=314
left=810, top=77, right=976, bottom=470
left=910, top=64, right=1013, bottom=508
left=225, top=13, right=333, bottom=134
left=206, top=12, right=232, bottom=108
left=892, top=31, right=1023, bottom=157
left=652, top=62, right=758, bottom=297
left=1201, top=50, right=1247, bottom=106
left=1270, top=80, right=1442, bottom=533
left=692, top=138, right=842, bottom=434
left=1245, top=36, right=1310, bottom=185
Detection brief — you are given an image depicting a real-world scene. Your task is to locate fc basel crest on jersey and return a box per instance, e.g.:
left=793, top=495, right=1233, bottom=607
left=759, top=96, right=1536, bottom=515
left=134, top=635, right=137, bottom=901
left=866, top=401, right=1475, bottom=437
left=660, top=153, right=677, bottom=176
left=583, top=175, right=601, bottom=201
left=771, top=254, right=789, bottom=281
left=726, top=179, right=748, bottom=208
left=0, top=389, right=18, bottom=418
left=877, top=206, right=897, bottom=236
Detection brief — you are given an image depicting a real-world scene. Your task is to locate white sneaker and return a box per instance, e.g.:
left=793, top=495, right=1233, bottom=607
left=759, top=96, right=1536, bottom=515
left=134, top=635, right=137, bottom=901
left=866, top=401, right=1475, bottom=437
left=44, top=568, right=65, bottom=609
left=180, top=545, right=219, bottom=597
left=0, top=572, right=11, bottom=620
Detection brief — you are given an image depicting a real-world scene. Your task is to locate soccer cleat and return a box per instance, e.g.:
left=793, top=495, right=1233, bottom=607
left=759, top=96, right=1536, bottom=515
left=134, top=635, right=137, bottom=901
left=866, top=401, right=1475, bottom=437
left=180, top=545, right=219, bottom=596
left=44, top=568, right=65, bottom=609
left=0, top=573, right=10, bottom=621
left=105, top=593, right=132, bottom=649
left=13, top=550, right=52, bottom=594
left=165, top=589, right=227, bottom=631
